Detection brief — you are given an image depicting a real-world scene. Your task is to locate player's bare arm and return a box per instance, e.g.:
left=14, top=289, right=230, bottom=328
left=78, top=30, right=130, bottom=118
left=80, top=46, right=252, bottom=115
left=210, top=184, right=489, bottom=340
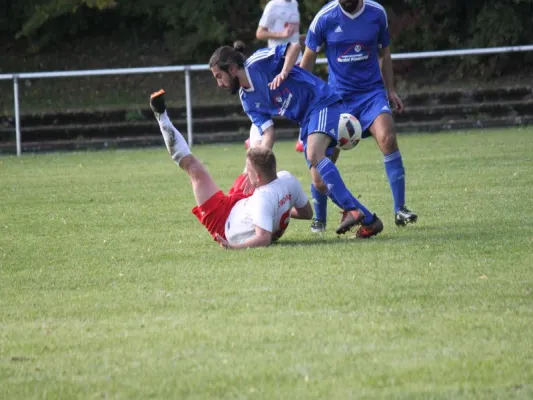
left=256, top=25, right=295, bottom=41
left=216, top=226, right=273, bottom=250
left=241, top=127, right=276, bottom=194
left=299, top=47, right=318, bottom=73
left=378, top=46, right=404, bottom=113
left=260, top=125, right=276, bottom=149
left=290, top=201, right=313, bottom=220
left=269, top=43, right=301, bottom=90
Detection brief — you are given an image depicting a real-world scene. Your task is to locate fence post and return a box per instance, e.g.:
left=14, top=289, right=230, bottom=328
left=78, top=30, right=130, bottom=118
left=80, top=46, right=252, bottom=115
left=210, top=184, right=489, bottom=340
left=185, top=67, right=193, bottom=148
left=13, top=75, right=21, bottom=156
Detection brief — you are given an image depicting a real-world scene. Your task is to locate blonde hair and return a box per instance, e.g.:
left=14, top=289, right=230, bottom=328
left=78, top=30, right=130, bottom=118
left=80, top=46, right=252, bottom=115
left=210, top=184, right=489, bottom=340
left=247, top=147, right=277, bottom=179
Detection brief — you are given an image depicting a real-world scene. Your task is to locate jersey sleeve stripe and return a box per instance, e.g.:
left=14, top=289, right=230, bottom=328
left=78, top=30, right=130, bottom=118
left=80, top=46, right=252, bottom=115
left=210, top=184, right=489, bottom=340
left=246, top=47, right=277, bottom=66
left=309, top=0, right=338, bottom=33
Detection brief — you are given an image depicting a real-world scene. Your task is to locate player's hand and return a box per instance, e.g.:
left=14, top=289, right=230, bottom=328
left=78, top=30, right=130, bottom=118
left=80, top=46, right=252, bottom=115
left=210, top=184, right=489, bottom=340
left=269, top=71, right=288, bottom=90
left=280, top=24, right=296, bottom=39
left=215, top=233, right=231, bottom=249
left=388, top=91, right=404, bottom=114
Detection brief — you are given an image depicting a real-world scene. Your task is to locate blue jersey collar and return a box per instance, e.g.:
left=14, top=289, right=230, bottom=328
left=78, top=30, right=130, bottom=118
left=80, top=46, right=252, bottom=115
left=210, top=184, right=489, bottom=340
left=242, top=66, right=255, bottom=92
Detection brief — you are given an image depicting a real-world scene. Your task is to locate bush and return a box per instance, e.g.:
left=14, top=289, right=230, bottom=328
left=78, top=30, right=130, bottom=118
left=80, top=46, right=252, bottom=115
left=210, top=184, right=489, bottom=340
left=6, top=0, right=533, bottom=76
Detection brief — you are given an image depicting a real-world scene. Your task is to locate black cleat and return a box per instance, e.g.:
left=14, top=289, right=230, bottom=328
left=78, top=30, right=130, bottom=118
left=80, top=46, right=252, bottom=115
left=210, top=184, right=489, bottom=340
left=310, top=219, right=326, bottom=233
left=150, top=89, right=166, bottom=119
left=395, top=206, right=418, bottom=227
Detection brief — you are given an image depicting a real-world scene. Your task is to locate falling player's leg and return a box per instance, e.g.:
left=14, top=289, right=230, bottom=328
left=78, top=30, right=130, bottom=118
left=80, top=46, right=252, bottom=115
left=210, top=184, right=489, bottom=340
left=150, top=90, right=219, bottom=206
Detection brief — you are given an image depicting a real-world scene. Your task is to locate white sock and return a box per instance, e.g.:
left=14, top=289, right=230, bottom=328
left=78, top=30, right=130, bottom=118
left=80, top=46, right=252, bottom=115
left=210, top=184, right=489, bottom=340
left=157, top=111, right=191, bottom=163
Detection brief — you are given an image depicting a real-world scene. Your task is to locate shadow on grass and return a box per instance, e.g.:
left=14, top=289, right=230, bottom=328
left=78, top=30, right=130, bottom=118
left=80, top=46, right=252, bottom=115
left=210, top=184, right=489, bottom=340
left=275, top=223, right=498, bottom=247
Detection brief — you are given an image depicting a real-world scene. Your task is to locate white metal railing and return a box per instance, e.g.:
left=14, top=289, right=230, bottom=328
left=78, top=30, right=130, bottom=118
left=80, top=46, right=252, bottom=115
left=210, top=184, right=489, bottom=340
left=1, top=44, right=533, bottom=156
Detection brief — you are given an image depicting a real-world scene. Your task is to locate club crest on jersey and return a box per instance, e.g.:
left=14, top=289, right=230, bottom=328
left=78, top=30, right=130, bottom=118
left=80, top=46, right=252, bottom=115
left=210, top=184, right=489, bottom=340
left=337, top=42, right=369, bottom=63
left=270, top=88, right=293, bottom=116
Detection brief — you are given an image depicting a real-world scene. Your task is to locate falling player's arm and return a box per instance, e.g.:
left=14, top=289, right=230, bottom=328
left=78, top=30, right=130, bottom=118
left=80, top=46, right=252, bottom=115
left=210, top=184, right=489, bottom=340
left=217, top=226, right=273, bottom=250
left=291, top=201, right=313, bottom=220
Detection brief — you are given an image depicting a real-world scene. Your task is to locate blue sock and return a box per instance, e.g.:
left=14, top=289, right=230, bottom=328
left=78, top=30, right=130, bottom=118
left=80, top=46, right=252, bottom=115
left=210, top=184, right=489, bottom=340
left=316, top=157, right=373, bottom=224
left=311, top=184, right=328, bottom=223
left=384, top=150, right=405, bottom=213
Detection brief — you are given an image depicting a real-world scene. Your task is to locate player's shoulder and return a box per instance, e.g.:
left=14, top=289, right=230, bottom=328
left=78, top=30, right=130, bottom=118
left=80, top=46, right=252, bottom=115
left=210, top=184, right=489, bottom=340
left=263, top=0, right=292, bottom=13
left=277, top=170, right=294, bottom=179
left=365, top=0, right=388, bottom=18
left=276, top=170, right=301, bottom=188
left=266, top=0, right=289, bottom=6
left=262, top=0, right=275, bottom=11
left=245, top=47, right=277, bottom=68
left=310, top=0, right=339, bottom=31
left=317, top=0, right=339, bottom=15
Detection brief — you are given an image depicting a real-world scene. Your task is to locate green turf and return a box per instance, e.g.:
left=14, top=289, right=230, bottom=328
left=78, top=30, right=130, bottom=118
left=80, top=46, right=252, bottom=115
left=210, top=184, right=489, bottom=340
left=1, top=128, right=532, bottom=399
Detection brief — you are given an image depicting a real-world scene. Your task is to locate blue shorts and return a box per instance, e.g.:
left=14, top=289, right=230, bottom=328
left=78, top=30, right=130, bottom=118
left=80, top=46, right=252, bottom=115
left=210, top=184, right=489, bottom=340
left=343, top=90, right=392, bottom=138
left=300, top=101, right=343, bottom=167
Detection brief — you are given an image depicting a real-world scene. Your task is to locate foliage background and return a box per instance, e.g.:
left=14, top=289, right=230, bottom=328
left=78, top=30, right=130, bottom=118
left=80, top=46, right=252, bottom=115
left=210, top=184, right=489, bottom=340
left=1, top=0, right=533, bottom=76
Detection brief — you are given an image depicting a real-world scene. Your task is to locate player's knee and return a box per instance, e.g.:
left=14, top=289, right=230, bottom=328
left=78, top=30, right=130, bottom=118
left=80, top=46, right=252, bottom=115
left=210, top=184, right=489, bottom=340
left=307, top=149, right=323, bottom=166
left=378, top=130, right=398, bottom=153
left=307, top=155, right=319, bottom=166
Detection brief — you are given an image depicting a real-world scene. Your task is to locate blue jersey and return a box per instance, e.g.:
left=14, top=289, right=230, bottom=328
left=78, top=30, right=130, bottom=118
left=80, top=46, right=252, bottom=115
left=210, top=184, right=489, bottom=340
left=305, top=0, right=389, bottom=96
left=239, top=43, right=341, bottom=134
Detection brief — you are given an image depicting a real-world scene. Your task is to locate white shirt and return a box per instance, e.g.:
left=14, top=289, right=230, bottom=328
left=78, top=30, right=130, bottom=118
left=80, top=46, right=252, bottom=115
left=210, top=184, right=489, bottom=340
left=259, top=0, right=301, bottom=49
left=224, top=171, right=308, bottom=244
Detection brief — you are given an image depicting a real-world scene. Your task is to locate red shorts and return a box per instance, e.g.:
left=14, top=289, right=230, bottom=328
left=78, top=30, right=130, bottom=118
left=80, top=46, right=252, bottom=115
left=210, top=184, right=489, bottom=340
left=191, top=174, right=253, bottom=241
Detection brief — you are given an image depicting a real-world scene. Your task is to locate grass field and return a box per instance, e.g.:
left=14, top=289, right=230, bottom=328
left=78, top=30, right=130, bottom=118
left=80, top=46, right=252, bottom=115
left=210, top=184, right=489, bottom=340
left=1, top=128, right=533, bottom=399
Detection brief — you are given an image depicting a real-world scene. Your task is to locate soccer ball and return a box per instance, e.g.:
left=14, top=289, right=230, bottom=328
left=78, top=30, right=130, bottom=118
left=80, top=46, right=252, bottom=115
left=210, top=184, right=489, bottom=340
left=337, top=113, right=362, bottom=150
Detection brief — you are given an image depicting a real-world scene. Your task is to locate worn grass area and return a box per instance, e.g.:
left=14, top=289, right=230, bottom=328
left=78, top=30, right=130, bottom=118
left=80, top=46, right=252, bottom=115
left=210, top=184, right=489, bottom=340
left=1, top=128, right=532, bottom=399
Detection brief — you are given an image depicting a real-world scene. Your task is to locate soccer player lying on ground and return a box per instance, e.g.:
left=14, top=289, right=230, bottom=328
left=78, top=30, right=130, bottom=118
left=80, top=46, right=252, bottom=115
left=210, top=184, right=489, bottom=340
left=209, top=40, right=383, bottom=238
left=150, top=89, right=313, bottom=250
left=300, top=0, right=418, bottom=228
